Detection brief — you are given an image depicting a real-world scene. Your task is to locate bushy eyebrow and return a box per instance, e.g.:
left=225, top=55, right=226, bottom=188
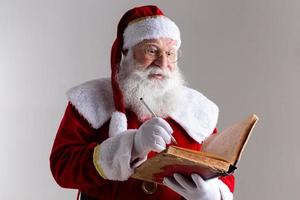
left=142, top=43, right=177, bottom=51
left=142, top=43, right=159, bottom=47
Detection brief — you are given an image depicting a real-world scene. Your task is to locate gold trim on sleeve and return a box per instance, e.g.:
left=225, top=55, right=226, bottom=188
left=93, top=145, right=108, bottom=179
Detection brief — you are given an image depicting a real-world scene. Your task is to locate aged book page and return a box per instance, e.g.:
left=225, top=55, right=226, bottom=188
left=202, top=114, right=258, bottom=165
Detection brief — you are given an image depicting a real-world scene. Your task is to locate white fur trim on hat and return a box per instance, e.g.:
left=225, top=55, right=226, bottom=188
left=123, top=16, right=181, bottom=49
left=109, top=111, right=127, bottom=137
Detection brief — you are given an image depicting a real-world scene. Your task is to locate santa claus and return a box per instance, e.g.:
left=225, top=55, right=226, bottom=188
left=50, top=5, right=234, bottom=200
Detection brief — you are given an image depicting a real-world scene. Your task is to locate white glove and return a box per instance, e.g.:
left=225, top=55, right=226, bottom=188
left=163, top=173, right=221, bottom=200
left=133, top=117, right=173, bottom=158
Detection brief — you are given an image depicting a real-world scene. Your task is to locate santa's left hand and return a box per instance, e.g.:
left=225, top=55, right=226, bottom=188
left=163, top=173, right=221, bottom=200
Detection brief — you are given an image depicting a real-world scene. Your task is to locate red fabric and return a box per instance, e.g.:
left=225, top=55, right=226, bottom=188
left=50, top=103, right=110, bottom=190
left=111, top=37, right=125, bottom=113
left=50, top=103, right=234, bottom=199
left=219, top=175, right=235, bottom=193
left=111, top=5, right=164, bottom=113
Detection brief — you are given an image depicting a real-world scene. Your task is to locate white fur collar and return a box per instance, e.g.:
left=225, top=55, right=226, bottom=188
left=169, top=87, right=219, bottom=143
left=67, top=78, right=219, bottom=143
left=67, top=79, right=115, bottom=129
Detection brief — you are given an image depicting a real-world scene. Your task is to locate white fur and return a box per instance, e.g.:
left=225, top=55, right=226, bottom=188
left=67, top=79, right=114, bottom=129
left=123, top=16, right=181, bottom=49
left=109, top=111, right=127, bottom=137
left=96, top=130, right=136, bottom=181
left=66, top=78, right=218, bottom=143
left=217, top=179, right=234, bottom=200
left=170, top=87, right=219, bottom=143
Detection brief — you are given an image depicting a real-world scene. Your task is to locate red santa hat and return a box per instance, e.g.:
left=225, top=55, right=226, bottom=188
left=109, top=5, right=181, bottom=136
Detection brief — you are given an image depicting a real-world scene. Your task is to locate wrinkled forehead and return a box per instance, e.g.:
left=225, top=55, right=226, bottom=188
left=135, top=38, right=178, bottom=49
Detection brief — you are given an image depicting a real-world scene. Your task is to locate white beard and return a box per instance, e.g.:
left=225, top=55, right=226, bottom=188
left=117, top=50, right=186, bottom=121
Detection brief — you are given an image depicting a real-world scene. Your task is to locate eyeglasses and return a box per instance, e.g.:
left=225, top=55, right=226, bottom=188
left=143, top=44, right=182, bottom=63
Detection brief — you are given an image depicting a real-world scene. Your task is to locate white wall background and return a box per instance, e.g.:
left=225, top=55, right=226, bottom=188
left=1, top=0, right=299, bottom=199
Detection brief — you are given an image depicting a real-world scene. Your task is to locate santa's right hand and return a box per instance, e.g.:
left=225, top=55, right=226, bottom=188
left=133, top=117, right=173, bottom=158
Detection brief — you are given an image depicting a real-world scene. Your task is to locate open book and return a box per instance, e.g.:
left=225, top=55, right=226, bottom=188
left=132, top=114, right=259, bottom=184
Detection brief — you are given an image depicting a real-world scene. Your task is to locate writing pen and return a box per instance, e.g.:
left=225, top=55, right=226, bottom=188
left=140, top=98, right=178, bottom=145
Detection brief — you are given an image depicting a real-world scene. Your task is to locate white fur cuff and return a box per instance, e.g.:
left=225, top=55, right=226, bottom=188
left=94, top=130, right=136, bottom=181
left=109, top=111, right=127, bottom=137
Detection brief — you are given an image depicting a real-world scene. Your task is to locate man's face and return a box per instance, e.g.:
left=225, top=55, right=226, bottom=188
left=118, top=37, right=184, bottom=120
left=131, top=38, right=178, bottom=81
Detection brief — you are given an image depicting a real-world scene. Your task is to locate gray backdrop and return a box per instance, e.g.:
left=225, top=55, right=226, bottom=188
left=1, top=0, right=299, bottom=199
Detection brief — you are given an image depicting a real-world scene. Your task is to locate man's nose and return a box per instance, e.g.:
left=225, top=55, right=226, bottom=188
left=153, top=53, right=168, bottom=69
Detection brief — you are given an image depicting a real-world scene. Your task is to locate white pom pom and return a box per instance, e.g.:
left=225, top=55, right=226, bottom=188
left=109, top=111, right=127, bottom=137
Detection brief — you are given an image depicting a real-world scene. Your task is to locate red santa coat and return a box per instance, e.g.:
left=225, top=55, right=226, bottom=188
left=50, top=78, right=234, bottom=199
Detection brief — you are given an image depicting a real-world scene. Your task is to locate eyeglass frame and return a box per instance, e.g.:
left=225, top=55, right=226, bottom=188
left=141, top=43, right=182, bottom=63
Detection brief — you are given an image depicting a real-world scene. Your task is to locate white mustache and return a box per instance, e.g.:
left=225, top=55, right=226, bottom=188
left=143, top=66, right=171, bottom=78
